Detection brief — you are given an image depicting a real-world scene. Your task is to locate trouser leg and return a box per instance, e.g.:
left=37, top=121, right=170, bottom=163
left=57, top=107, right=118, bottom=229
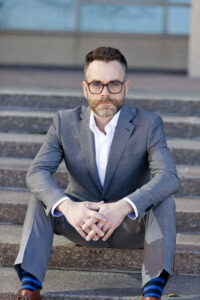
left=14, top=196, right=109, bottom=284
left=14, top=194, right=175, bottom=288
left=142, top=196, right=176, bottom=287
left=14, top=196, right=54, bottom=283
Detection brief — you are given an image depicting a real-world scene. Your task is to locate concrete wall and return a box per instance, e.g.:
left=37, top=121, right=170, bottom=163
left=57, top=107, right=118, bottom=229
left=188, top=0, right=200, bottom=77
left=0, top=31, right=188, bottom=71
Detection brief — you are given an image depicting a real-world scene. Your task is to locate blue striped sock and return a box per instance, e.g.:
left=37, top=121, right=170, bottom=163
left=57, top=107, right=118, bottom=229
left=142, top=270, right=169, bottom=299
left=20, top=270, right=42, bottom=291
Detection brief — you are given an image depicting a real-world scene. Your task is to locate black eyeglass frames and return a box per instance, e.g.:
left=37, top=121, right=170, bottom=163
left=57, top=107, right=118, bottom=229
left=86, top=81, right=125, bottom=94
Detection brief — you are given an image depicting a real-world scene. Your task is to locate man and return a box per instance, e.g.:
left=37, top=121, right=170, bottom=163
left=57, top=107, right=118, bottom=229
left=14, top=46, right=180, bottom=300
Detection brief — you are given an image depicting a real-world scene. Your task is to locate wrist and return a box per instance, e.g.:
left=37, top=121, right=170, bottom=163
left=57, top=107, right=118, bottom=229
left=57, top=198, right=74, bottom=214
left=118, top=199, right=134, bottom=216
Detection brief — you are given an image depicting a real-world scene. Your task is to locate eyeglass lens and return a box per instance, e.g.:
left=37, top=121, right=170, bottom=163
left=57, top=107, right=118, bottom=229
left=89, top=81, right=124, bottom=94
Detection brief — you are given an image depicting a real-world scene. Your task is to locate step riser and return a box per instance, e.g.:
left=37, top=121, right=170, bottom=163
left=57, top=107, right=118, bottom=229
left=0, top=94, right=85, bottom=110
left=0, top=169, right=199, bottom=197
left=170, top=149, right=200, bottom=165
left=164, top=122, right=200, bottom=139
left=0, top=203, right=26, bottom=225
left=1, top=242, right=200, bottom=275
left=0, top=116, right=51, bottom=134
left=1, top=94, right=200, bottom=116
left=1, top=117, right=200, bottom=139
left=0, top=141, right=41, bottom=159
left=1, top=141, right=199, bottom=165
left=174, top=251, right=200, bottom=274
left=1, top=203, right=199, bottom=232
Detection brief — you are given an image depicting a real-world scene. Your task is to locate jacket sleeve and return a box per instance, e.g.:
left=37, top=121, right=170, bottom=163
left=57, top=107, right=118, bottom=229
left=127, top=114, right=180, bottom=218
left=26, top=112, right=67, bottom=215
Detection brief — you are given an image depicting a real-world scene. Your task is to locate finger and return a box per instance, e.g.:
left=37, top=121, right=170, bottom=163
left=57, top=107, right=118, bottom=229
left=96, top=221, right=104, bottom=229
left=102, top=227, right=114, bottom=241
left=86, top=229, right=97, bottom=241
left=82, top=217, right=97, bottom=231
left=76, top=226, right=87, bottom=240
left=83, top=220, right=104, bottom=238
left=89, top=211, right=107, bottom=223
left=81, top=222, right=100, bottom=241
left=86, top=201, right=104, bottom=211
left=91, top=223, right=104, bottom=237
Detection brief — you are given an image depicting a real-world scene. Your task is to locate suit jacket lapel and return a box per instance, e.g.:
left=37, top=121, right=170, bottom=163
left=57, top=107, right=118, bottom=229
left=102, top=105, right=136, bottom=198
left=78, top=106, right=103, bottom=192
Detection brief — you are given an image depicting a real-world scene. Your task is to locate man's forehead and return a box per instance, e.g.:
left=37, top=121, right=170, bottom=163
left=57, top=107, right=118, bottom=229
left=86, top=60, right=124, bottom=81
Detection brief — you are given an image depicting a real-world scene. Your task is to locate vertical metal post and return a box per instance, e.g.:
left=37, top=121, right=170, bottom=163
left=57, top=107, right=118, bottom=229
left=163, top=0, right=169, bottom=35
left=75, top=0, right=82, bottom=32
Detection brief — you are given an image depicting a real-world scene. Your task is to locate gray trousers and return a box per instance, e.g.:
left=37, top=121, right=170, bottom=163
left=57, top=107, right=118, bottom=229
left=14, top=196, right=176, bottom=287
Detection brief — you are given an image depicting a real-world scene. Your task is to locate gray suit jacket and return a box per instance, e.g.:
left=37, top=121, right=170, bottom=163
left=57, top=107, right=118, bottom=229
left=26, top=104, right=180, bottom=218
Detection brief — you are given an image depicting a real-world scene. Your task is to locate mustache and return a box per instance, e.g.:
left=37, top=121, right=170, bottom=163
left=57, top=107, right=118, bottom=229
left=97, top=97, right=116, bottom=105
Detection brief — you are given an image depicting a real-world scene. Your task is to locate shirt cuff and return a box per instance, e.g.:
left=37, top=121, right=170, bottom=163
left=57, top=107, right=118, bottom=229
left=123, top=197, right=138, bottom=220
left=51, top=196, right=71, bottom=217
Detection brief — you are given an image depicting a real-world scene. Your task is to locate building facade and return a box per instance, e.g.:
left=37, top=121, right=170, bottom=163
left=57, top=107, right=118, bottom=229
left=0, top=0, right=199, bottom=76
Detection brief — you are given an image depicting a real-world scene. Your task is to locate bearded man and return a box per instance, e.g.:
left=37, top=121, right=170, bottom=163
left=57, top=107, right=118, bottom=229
left=14, top=46, right=179, bottom=300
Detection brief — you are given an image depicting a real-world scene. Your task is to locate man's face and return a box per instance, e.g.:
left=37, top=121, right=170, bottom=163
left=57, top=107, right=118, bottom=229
left=82, top=60, right=130, bottom=118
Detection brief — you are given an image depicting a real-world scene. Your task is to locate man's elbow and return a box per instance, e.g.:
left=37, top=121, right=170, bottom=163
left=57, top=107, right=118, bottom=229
left=169, top=172, right=180, bottom=195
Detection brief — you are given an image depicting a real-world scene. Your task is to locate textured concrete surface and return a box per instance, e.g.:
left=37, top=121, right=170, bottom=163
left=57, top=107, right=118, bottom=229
left=1, top=109, right=200, bottom=138
left=1, top=189, right=200, bottom=231
left=1, top=133, right=199, bottom=164
left=163, top=115, right=200, bottom=138
left=0, top=266, right=200, bottom=300
left=0, top=224, right=199, bottom=274
left=0, top=158, right=200, bottom=197
left=1, top=67, right=200, bottom=97
left=0, top=92, right=200, bottom=115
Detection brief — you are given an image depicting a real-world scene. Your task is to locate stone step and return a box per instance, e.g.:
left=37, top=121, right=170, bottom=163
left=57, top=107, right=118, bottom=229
left=0, top=109, right=54, bottom=134
left=1, top=266, right=200, bottom=300
left=0, top=133, right=199, bottom=166
left=0, top=92, right=200, bottom=115
left=163, top=115, right=200, bottom=139
left=0, top=224, right=200, bottom=275
left=0, top=158, right=200, bottom=197
left=167, top=138, right=200, bottom=165
left=1, top=109, right=200, bottom=138
left=1, top=188, right=199, bottom=232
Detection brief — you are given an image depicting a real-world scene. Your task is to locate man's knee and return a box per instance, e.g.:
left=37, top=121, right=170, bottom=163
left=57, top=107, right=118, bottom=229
left=154, top=196, right=176, bottom=214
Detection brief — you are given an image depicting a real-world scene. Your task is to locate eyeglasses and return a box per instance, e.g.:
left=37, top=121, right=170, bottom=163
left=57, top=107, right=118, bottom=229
left=86, top=81, right=125, bottom=94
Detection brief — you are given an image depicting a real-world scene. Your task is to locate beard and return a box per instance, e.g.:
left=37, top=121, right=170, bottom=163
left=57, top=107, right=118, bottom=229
left=87, top=94, right=125, bottom=118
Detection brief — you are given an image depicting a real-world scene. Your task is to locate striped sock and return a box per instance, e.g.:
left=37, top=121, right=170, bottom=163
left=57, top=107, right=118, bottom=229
left=20, top=269, right=42, bottom=291
left=142, top=270, right=169, bottom=299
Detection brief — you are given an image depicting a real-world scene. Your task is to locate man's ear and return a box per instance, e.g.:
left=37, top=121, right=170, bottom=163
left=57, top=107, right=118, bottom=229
left=82, top=81, right=88, bottom=99
left=124, top=80, right=130, bottom=96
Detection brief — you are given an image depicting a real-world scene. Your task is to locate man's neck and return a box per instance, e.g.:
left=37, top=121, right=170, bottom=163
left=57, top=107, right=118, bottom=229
left=93, top=113, right=113, bottom=134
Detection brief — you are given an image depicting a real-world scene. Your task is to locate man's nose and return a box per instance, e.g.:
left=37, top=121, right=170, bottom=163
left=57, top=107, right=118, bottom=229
left=101, top=85, right=110, bottom=95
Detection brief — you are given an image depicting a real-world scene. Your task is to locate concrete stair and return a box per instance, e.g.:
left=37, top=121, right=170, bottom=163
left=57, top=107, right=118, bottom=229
left=0, top=91, right=200, bottom=299
left=1, top=189, right=200, bottom=232
left=1, top=266, right=200, bottom=300
left=1, top=133, right=200, bottom=165
left=1, top=109, right=200, bottom=138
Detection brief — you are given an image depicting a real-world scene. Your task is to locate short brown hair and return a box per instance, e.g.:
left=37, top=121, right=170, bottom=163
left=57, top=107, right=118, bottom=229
left=84, top=46, right=128, bottom=78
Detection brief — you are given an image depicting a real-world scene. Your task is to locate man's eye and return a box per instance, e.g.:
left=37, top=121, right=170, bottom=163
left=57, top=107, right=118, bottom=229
left=92, top=82, right=102, bottom=87
left=110, top=81, right=120, bottom=86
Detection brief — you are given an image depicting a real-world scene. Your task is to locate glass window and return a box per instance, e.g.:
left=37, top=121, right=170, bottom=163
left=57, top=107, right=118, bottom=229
left=80, top=4, right=163, bottom=34
left=0, top=0, right=76, bottom=31
left=167, top=6, right=191, bottom=35
left=168, top=0, right=191, bottom=4
left=0, top=0, right=191, bottom=35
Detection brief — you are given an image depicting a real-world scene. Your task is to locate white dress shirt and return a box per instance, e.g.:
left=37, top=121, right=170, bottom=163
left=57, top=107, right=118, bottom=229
left=52, top=110, right=138, bottom=219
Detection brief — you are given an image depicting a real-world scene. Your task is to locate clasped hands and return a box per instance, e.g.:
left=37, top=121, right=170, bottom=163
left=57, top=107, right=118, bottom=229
left=57, top=199, right=133, bottom=242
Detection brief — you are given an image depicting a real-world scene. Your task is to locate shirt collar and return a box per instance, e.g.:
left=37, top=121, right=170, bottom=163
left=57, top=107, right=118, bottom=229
left=89, top=110, right=121, bottom=134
